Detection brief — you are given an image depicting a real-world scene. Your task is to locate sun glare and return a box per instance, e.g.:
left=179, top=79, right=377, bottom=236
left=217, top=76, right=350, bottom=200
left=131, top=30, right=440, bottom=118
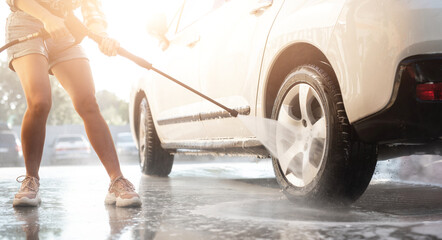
left=0, top=1, right=173, bottom=100
left=83, top=0, right=176, bottom=100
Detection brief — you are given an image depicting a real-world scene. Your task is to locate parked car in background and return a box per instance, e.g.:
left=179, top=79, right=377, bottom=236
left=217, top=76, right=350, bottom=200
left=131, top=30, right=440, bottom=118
left=51, top=134, right=91, bottom=164
left=0, top=130, right=22, bottom=167
left=116, top=132, right=138, bottom=162
left=129, top=0, right=442, bottom=204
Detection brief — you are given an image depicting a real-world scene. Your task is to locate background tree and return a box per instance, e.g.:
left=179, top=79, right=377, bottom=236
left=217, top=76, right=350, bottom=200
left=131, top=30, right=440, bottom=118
left=47, top=78, right=82, bottom=125
left=0, top=61, right=26, bottom=126
left=96, top=90, right=129, bottom=125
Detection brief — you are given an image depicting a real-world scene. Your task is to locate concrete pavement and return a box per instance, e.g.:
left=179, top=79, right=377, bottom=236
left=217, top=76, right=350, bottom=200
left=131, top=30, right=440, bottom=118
left=0, top=158, right=441, bottom=239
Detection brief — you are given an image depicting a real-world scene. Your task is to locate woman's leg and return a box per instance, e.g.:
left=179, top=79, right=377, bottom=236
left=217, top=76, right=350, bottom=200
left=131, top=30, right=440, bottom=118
left=51, top=59, right=123, bottom=180
left=12, top=54, right=52, bottom=180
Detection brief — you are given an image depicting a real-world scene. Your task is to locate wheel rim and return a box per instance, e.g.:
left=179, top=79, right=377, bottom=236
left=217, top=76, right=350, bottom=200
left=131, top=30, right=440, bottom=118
left=138, top=99, right=148, bottom=170
left=276, top=83, right=327, bottom=187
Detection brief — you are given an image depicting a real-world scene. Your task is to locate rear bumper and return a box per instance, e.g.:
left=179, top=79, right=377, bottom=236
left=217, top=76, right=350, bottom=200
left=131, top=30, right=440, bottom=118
left=353, top=54, right=442, bottom=144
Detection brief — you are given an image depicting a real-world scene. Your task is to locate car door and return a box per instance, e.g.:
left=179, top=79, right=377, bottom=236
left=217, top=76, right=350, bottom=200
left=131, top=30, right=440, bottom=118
left=148, top=0, right=211, bottom=142
left=196, top=0, right=285, bottom=139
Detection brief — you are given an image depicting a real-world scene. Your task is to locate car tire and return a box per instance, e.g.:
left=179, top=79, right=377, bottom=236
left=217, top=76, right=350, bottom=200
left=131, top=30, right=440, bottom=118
left=271, top=64, right=377, bottom=204
left=138, top=97, right=174, bottom=176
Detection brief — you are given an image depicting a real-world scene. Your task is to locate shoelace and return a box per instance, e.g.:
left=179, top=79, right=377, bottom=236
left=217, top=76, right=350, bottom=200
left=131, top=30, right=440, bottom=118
left=16, top=175, right=39, bottom=192
left=109, top=176, right=135, bottom=192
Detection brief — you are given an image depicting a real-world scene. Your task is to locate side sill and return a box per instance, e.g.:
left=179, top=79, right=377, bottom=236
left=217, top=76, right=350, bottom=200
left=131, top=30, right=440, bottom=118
left=162, top=137, right=262, bottom=149
left=161, top=137, right=269, bottom=157
left=157, top=106, right=250, bottom=126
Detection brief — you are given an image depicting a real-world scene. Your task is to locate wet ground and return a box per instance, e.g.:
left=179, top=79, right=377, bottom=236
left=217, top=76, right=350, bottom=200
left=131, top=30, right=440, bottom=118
left=0, top=157, right=442, bottom=239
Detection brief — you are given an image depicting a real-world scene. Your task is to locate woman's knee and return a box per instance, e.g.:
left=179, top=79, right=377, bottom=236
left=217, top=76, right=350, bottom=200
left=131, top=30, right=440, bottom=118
left=74, top=95, right=100, bottom=117
left=27, top=98, right=52, bottom=117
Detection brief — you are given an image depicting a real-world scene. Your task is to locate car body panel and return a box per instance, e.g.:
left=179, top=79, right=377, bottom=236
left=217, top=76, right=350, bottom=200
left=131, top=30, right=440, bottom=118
left=133, top=0, right=212, bottom=143
left=257, top=0, right=348, bottom=119
left=196, top=0, right=285, bottom=139
left=260, top=0, right=442, bottom=123
left=327, top=0, right=442, bottom=123
left=130, top=0, right=442, bottom=152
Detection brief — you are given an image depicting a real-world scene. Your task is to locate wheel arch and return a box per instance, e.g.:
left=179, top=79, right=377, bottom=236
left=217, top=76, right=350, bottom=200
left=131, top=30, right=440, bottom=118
left=264, top=43, right=337, bottom=118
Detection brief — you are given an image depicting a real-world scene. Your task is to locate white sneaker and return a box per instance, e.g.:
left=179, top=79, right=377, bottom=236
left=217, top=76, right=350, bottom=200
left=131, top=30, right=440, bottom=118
left=13, top=175, right=41, bottom=207
left=105, top=176, right=141, bottom=207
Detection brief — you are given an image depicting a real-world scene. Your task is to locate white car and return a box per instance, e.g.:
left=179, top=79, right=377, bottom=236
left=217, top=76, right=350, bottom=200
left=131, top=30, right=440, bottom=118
left=129, top=0, right=442, bottom=204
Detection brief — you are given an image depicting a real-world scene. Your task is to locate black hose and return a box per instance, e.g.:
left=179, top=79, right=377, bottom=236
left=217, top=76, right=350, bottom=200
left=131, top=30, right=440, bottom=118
left=0, top=31, right=47, bottom=54
left=0, top=39, right=19, bottom=54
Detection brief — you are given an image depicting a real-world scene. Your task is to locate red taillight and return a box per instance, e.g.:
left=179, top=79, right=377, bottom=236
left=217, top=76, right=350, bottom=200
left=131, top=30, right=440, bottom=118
left=416, top=82, right=442, bottom=101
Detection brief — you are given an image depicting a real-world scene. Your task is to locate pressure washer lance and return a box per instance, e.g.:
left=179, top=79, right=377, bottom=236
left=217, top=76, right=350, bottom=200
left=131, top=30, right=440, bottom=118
left=0, top=12, right=239, bottom=117
left=85, top=30, right=239, bottom=117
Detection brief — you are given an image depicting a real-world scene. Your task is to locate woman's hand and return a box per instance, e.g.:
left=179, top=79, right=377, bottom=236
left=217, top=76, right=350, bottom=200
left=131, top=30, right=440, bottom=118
left=42, top=15, right=71, bottom=41
left=15, top=0, right=71, bottom=41
left=98, top=35, right=120, bottom=56
left=87, top=23, right=118, bottom=56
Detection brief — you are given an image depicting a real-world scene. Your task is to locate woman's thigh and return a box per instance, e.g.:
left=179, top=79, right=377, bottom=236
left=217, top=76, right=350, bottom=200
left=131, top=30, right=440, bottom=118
left=12, top=54, right=52, bottom=105
left=6, top=11, right=48, bottom=72
left=51, top=58, right=96, bottom=105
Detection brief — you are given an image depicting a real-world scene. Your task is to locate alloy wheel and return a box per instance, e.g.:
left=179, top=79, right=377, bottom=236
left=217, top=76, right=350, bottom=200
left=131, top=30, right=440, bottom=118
left=276, top=83, right=327, bottom=187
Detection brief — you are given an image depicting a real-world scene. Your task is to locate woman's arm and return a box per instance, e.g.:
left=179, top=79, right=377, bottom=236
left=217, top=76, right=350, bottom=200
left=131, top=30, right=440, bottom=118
left=14, top=0, right=71, bottom=40
left=82, top=0, right=119, bottom=56
left=81, top=0, right=107, bottom=34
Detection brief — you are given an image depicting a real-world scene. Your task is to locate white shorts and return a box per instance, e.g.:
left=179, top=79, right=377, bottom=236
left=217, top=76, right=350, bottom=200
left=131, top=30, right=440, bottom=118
left=5, top=10, right=88, bottom=74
